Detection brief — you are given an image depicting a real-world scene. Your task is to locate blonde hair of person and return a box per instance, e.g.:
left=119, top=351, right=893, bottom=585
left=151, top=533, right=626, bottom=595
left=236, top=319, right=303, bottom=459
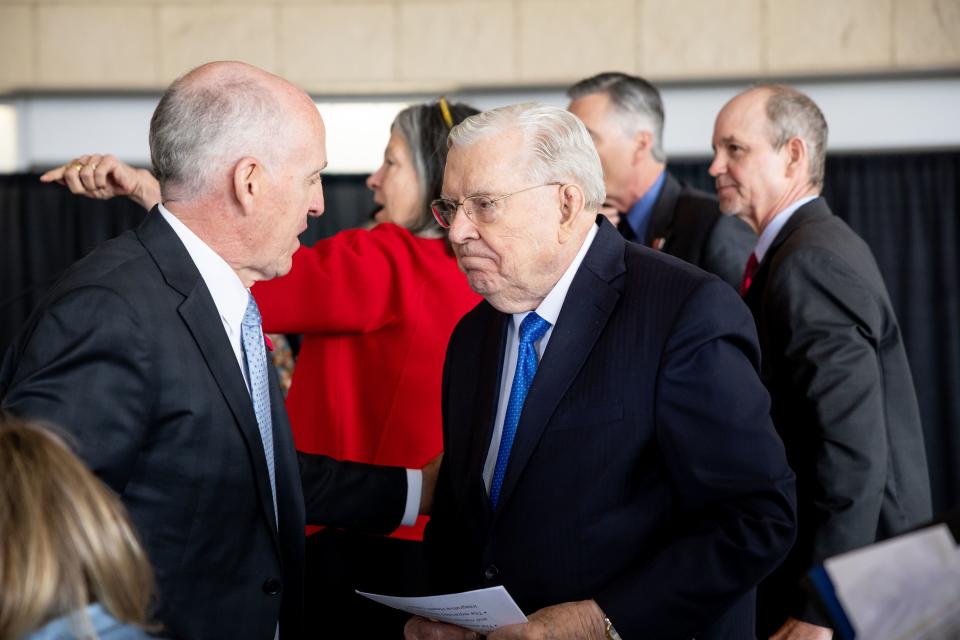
left=0, top=416, right=154, bottom=639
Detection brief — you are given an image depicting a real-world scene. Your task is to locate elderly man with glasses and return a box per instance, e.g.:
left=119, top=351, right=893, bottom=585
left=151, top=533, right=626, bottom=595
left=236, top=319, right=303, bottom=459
left=405, top=103, right=797, bottom=640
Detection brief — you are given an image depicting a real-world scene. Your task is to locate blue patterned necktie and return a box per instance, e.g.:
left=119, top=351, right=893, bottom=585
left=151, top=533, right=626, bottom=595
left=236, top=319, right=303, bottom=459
left=490, top=312, right=552, bottom=508
left=241, top=294, right=278, bottom=523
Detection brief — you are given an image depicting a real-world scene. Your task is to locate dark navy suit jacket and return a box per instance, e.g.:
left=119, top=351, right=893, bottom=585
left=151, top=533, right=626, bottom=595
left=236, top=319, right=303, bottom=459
left=426, top=217, right=797, bottom=639
left=1, top=209, right=406, bottom=639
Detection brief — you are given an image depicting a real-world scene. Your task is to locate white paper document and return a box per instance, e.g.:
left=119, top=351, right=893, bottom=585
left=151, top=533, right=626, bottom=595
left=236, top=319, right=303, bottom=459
left=356, top=586, right=528, bottom=634
left=824, top=524, right=960, bottom=640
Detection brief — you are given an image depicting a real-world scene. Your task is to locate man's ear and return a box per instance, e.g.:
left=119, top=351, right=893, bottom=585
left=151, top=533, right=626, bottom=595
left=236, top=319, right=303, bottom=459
left=233, top=157, right=261, bottom=214
left=784, top=137, right=808, bottom=180
left=558, top=183, right=586, bottom=243
left=632, top=130, right=653, bottom=165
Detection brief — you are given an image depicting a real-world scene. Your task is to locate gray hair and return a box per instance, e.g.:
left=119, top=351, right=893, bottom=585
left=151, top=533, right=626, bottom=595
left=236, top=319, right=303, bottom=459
left=567, top=71, right=666, bottom=163
left=149, top=72, right=290, bottom=200
left=448, top=103, right=606, bottom=212
left=391, top=100, right=479, bottom=234
left=758, top=84, right=829, bottom=188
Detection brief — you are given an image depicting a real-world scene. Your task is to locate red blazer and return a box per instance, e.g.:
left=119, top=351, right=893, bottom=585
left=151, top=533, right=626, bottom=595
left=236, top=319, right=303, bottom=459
left=254, top=223, right=480, bottom=540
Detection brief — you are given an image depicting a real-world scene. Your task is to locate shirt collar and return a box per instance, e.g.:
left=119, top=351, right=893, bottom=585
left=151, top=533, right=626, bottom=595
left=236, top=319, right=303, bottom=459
left=753, top=195, right=819, bottom=263
left=511, top=221, right=599, bottom=331
left=158, top=203, right=251, bottom=332
left=624, top=169, right=666, bottom=240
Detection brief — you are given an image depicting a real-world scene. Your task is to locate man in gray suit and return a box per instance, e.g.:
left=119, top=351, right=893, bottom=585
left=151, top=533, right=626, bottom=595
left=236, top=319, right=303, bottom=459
left=710, top=83, right=932, bottom=639
left=568, top=72, right=755, bottom=288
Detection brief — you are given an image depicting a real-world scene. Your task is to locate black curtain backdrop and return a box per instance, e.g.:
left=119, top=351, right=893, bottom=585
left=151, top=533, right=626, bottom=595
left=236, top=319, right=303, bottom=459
left=2, top=152, right=958, bottom=514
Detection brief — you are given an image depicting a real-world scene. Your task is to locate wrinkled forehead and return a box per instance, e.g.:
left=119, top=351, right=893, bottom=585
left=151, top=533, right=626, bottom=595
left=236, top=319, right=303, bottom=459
left=443, top=128, right=530, bottom=196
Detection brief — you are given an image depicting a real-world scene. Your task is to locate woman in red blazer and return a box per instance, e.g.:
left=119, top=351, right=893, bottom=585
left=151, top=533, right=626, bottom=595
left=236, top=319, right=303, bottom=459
left=40, top=99, right=481, bottom=637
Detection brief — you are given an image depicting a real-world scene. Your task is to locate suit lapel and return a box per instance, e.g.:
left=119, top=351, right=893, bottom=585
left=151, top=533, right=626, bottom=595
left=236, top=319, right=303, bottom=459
left=746, top=197, right=831, bottom=307
left=494, top=219, right=625, bottom=514
left=645, top=172, right=681, bottom=248
left=466, top=309, right=509, bottom=522
left=137, top=208, right=283, bottom=550
left=764, top=197, right=831, bottom=261
left=268, top=353, right=305, bottom=556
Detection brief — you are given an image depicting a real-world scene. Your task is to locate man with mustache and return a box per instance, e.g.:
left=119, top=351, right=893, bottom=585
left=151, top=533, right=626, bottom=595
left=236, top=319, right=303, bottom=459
left=709, top=84, right=932, bottom=639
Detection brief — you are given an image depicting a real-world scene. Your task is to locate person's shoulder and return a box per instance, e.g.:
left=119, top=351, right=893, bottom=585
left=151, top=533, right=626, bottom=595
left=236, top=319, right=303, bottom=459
left=59, top=229, right=152, bottom=285
left=769, top=207, right=891, bottom=309
left=617, top=241, right=743, bottom=327
left=23, top=604, right=155, bottom=640
left=675, top=181, right=720, bottom=210
left=36, top=230, right=158, bottom=313
left=368, top=221, right=418, bottom=242
left=667, top=175, right=719, bottom=214
left=777, top=205, right=875, bottom=272
left=447, top=297, right=496, bottom=344
left=624, top=239, right=716, bottom=286
left=669, top=180, right=728, bottom=238
left=88, top=604, right=156, bottom=640
left=337, top=222, right=433, bottom=256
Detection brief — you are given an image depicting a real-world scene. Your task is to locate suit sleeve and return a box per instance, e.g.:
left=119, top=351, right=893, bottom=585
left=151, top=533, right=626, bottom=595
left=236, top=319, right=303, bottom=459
left=422, top=440, right=464, bottom=592
left=1, top=286, right=153, bottom=493
left=595, top=279, right=797, bottom=638
left=253, top=225, right=421, bottom=335
left=298, top=452, right=407, bottom=534
left=422, top=318, right=479, bottom=594
left=769, top=247, right=892, bottom=624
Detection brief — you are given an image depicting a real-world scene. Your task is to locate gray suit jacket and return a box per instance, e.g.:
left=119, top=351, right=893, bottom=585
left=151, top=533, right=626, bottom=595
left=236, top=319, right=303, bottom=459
left=744, top=197, right=932, bottom=633
left=619, top=172, right=756, bottom=289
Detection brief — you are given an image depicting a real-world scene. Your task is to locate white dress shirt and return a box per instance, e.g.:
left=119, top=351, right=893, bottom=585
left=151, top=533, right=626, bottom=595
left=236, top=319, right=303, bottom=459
left=483, top=223, right=599, bottom=491
left=159, top=204, right=251, bottom=386
left=159, top=205, right=420, bottom=526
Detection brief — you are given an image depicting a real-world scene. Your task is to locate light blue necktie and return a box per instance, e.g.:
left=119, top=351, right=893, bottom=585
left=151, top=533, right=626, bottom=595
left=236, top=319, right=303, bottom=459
left=490, top=312, right=552, bottom=508
left=241, top=294, right=278, bottom=523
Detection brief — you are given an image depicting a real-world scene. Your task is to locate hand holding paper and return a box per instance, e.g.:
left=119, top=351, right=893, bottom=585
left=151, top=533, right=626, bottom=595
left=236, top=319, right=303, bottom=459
left=486, top=600, right=607, bottom=640
left=358, top=586, right=526, bottom=635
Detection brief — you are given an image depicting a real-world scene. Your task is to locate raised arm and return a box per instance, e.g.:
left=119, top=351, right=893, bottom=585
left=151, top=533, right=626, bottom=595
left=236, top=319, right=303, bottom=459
left=40, top=154, right=160, bottom=210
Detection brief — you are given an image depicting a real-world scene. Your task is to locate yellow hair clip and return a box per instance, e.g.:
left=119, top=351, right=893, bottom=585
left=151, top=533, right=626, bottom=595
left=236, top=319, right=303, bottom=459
left=438, top=96, right=454, bottom=129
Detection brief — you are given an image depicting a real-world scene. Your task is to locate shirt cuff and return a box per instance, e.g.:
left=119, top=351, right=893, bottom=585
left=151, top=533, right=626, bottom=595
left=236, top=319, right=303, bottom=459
left=402, top=468, right=422, bottom=527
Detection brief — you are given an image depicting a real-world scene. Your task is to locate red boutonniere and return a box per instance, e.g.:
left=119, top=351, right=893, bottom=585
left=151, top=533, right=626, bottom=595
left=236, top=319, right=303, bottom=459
left=264, top=335, right=274, bottom=352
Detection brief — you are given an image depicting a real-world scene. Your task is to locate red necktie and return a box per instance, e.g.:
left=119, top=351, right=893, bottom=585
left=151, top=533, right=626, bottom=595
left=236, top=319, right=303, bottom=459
left=739, top=253, right=759, bottom=297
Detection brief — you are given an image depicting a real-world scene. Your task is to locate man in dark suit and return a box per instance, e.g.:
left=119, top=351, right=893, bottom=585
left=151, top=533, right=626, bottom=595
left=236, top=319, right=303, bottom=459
left=708, top=84, right=933, bottom=639
left=0, top=62, right=416, bottom=639
left=567, top=72, right=755, bottom=288
left=405, top=104, right=796, bottom=640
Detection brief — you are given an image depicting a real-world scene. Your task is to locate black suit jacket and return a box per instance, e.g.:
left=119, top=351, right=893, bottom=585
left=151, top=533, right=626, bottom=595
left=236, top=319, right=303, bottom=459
left=620, top=172, right=756, bottom=289
left=426, top=217, right=797, bottom=639
left=0, top=209, right=406, bottom=640
left=743, top=198, right=933, bottom=634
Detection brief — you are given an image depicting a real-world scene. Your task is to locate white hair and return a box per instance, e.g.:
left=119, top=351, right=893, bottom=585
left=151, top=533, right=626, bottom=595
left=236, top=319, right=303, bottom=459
left=448, top=103, right=606, bottom=211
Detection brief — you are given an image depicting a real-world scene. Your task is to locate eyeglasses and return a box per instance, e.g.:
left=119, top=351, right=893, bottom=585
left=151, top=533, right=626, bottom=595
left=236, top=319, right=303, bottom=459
left=430, top=182, right=563, bottom=229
